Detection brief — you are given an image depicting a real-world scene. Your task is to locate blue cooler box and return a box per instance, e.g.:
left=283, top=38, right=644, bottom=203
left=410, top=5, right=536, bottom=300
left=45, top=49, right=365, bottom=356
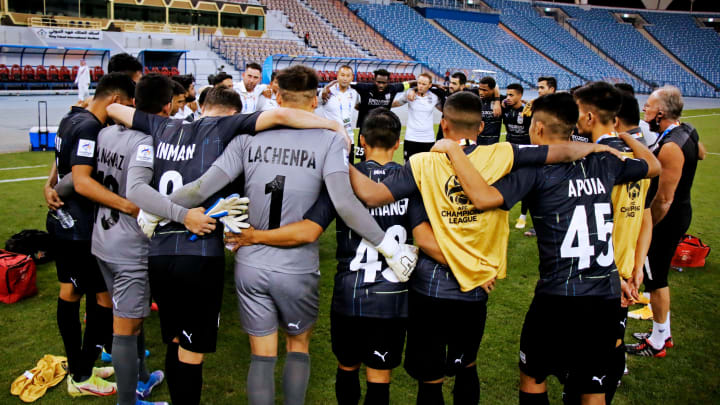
left=29, top=126, right=58, bottom=151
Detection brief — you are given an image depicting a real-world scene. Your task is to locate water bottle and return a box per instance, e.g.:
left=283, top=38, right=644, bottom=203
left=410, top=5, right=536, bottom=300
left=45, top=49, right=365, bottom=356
left=56, top=208, right=74, bottom=229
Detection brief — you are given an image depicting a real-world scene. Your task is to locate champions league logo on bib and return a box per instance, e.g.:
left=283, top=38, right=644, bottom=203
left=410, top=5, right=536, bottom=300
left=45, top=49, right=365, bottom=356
left=445, top=175, right=470, bottom=206
left=441, top=175, right=482, bottom=224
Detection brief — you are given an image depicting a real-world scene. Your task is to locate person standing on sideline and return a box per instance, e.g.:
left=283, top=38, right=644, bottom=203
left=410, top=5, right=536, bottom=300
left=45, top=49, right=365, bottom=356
left=392, top=73, right=442, bottom=161
left=75, top=60, right=91, bottom=101
left=627, top=85, right=701, bottom=358
left=318, top=65, right=360, bottom=159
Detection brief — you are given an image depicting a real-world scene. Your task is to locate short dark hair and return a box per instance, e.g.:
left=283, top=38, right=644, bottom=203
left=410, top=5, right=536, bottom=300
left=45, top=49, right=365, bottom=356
left=94, top=72, right=135, bottom=101
left=361, top=108, right=401, bottom=149
left=531, top=93, right=578, bottom=139
left=108, top=53, right=142, bottom=77
left=614, top=83, right=635, bottom=96
left=479, top=76, right=496, bottom=89
left=373, top=69, right=390, bottom=79
left=270, top=71, right=277, bottom=81
left=443, top=91, right=483, bottom=132
left=451, top=72, right=467, bottom=85
left=204, top=86, right=243, bottom=112
left=171, top=74, right=194, bottom=91
left=538, top=76, right=557, bottom=90
left=569, top=85, right=582, bottom=95
left=617, top=90, right=640, bottom=126
left=198, top=86, right=211, bottom=107
left=246, top=62, right=262, bottom=72
left=277, top=65, right=318, bottom=105
left=213, top=72, right=232, bottom=86
left=171, top=80, right=186, bottom=96
left=506, top=83, right=524, bottom=94
left=573, top=81, right=622, bottom=125
left=338, top=65, right=353, bottom=73
left=135, top=73, right=173, bottom=114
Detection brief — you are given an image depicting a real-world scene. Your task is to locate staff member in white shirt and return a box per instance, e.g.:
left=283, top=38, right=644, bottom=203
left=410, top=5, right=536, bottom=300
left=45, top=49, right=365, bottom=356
left=318, top=65, right=360, bottom=155
left=258, top=72, right=280, bottom=111
left=235, top=63, right=269, bottom=114
left=75, top=60, right=91, bottom=101
left=392, top=73, right=442, bottom=161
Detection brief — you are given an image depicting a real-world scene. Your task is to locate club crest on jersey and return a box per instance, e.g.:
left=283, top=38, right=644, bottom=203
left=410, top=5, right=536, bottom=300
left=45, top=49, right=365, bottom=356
left=445, top=175, right=470, bottom=205
left=77, top=139, right=95, bottom=158
left=626, top=181, right=641, bottom=200
left=568, top=177, right=606, bottom=197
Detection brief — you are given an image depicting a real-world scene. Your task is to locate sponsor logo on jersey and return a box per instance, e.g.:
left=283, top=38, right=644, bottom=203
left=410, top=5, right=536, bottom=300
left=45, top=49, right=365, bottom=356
left=247, top=145, right=317, bottom=169
left=77, top=139, right=95, bottom=158
left=568, top=177, right=607, bottom=197
left=136, top=144, right=154, bottom=163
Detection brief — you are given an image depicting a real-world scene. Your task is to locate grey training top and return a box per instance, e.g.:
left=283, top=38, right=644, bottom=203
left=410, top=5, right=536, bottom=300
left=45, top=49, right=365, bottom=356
left=91, top=125, right=153, bottom=266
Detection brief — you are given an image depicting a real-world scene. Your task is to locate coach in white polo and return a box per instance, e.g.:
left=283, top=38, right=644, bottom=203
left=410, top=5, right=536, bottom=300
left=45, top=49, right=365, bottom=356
left=235, top=62, right=268, bottom=114
left=318, top=65, right=360, bottom=147
left=393, top=73, right=442, bottom=161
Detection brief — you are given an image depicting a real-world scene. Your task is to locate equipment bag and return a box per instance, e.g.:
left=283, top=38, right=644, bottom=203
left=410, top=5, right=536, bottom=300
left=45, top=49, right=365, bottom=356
left=671, top=234, right=711, bottom=268
left=0, top=250, right=38, bottom=304
left=5, top=229, right=53, bottom=264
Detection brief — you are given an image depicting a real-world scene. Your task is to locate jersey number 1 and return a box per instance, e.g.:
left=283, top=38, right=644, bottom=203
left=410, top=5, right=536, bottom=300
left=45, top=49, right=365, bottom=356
left=265, top=175, right=285, bottom=229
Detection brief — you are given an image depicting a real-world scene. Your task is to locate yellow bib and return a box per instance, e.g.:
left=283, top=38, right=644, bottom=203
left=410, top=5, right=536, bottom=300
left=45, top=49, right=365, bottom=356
left=409, top=143, right=516, bottom=291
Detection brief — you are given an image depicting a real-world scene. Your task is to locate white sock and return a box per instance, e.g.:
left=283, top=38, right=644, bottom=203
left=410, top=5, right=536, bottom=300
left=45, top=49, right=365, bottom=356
left=519, top=214, right=526, bottom=221
left=648, top=315, right=670, bottom=349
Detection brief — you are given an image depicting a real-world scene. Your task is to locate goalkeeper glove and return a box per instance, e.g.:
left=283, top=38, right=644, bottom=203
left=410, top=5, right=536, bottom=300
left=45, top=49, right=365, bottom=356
left=190, top=194, right=250, bottom=241
left=376, top=232, right=418, bottom=282
left=137, top=209, right=162, bottom=239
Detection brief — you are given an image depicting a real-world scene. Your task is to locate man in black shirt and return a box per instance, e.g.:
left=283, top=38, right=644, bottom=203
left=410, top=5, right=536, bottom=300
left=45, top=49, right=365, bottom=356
left=627, top=85, right=701, bottom=358
left=432, top=93, right=659, bottom=405
left=503, top=83, right=532, bottom=230
left=46, top=73, right=137, bottom=397
left=477, top=76, right=503, bottom=145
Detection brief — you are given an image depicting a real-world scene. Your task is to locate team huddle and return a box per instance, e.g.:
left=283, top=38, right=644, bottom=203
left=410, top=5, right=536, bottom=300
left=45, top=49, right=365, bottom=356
left=43, top=53, right=703, bottom=405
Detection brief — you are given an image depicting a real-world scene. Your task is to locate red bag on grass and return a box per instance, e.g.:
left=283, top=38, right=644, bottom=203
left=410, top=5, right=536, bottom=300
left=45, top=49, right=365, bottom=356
left=671, top=234, right=711, bottom=268
left=0, top=250, right=37, bottom=303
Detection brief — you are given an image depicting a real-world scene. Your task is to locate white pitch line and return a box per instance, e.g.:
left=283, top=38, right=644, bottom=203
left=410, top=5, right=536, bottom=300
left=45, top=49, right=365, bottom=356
left=707, top=152, right=720, bottom=156
left=0, top=164, right=47, bottom=171
left=0, top=176, right=47, bottom=184
left=683, top=113, right=720, bottom=119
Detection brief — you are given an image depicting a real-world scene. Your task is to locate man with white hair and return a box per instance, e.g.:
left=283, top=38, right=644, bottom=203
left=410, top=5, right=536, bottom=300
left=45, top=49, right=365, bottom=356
left=627, top=85, right=701, bottom=358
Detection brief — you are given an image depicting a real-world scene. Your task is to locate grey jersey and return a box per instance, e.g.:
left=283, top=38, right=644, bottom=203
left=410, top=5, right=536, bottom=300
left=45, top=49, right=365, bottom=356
left=91, top=125, right=153, bottom=265
left=213, top=128, right=349, bottom=274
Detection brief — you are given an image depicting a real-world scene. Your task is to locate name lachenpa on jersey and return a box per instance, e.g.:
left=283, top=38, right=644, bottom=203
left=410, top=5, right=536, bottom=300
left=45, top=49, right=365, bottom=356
left=156, top=142, right=196, bottom=162
left=568, top=177, right=607, bottom=197
left=247, top=145, right=317, bottom=169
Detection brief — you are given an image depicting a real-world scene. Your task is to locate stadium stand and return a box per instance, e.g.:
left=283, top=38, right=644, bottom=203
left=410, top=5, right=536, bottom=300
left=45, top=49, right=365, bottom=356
left=559, top=5, right=716, bottom=97
left=305, top=0, right=409, bottom=60
left=434, top=18, right=584, bottom=90
left=349, top=3, right=517, bottom=86
left=641, top=12, right=720, bottom=88
left=484, top=0, right=649, bottom=92
left=212, top=37, right=308, bottom=69
left=259, top=0, right=365, bottom=58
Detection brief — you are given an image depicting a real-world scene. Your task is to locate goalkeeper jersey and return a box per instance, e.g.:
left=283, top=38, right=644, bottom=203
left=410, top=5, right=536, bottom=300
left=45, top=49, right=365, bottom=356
left=210, top=128, right=350, bottom=274
left=91, top=125, right=153, bottom=266
left=382, top=142, right=549, bottom=292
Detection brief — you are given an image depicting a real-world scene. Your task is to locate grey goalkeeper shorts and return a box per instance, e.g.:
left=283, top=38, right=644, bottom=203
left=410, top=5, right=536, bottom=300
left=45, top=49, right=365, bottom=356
left=234, top=262, right=319, bottom=337
left=97, top=259, right=151, bottom=319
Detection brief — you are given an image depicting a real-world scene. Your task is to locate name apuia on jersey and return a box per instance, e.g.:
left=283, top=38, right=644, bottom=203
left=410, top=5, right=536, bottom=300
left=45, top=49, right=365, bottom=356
left=247, top=145, right=317, bottom=169
left=568, top=177, right=607, bottom=198
left=368, top=198, right=408, bottom=217
left=155, top=142, right=196, bottom=162
left=98, top=147, right=125, bottom=170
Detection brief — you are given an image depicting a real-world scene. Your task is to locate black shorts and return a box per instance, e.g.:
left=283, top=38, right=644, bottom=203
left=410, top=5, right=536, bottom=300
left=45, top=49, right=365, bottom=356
left=403, top=140, right=434, bottom=162
left=53, top=238, right=107, bottom=294
left=331, top=312, right=406, bottom=370
left=404, top=290, right=487, bottom=382
left=506, top=135, right=531, bottom=145
left=519, top=295, right=619, bottom=394
left=148, top=255, right=225, bottom=353
left=615, top=305, right=628, bottom=342
left=352, top=144, right=366, bottom=163
left=644, top=210, right=691, bottom=292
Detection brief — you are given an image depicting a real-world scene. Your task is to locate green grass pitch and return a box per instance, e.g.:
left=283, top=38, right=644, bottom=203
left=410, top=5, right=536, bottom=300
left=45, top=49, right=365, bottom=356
left=0, top=110, right=718, bottom=404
